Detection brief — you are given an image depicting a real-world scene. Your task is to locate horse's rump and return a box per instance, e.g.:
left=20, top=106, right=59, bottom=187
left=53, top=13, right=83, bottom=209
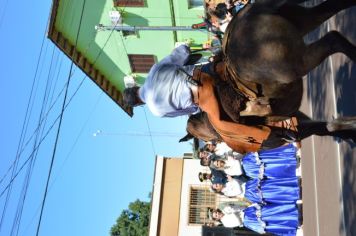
left=223, top=2, right=305, bottom=82
left=220, top=2, right=306, bottom=116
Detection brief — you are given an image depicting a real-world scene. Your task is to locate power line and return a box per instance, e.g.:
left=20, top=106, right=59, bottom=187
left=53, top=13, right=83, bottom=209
left=0, top=0, right=9, bottom=30
left=0, top=77, right=86, bottom=201
left=0, top=5, right=124, bottom=235
left=35, top=1, right=87, bottom=235
left=143, top=108, right=157, bottom=156
left=10, top=43, right=60, bottom=236
left=0, top=31, right=95, bottom=190
left=0, top=0, right=99, bottom=190
left=0, top=0, right=121, bottom=191
left=0, top=1, right=118, bottom=200
left=20, top=92, right=103, bottom=236
left=0, top=4, right=51, bottom=232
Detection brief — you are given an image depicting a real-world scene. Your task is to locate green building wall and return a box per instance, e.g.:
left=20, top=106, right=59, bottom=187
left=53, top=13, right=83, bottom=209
left=50, top=0, right=208, bottom=94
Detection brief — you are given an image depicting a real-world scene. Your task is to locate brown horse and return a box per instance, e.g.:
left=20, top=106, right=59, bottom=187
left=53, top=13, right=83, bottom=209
left=215, top=0, right=356, bottom=119
left=180, top=112, right=356, bottom=152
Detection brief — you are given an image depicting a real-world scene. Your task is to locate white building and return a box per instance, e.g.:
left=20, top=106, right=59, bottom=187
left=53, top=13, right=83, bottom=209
left=148, top=155, right=254, bottom=236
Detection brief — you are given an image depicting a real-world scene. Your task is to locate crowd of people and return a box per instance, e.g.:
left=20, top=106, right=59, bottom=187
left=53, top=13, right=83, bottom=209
left=207, top=0, right=250, bottom=33
left=198, top=141, right=302, bottom=235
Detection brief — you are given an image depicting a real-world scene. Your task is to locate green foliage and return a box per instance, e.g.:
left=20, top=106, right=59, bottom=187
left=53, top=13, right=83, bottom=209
left=110, top=199, right=151, bottom=236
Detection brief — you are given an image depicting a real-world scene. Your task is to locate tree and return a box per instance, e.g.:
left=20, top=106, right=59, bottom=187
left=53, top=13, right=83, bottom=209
left=110, top=199, right=151, bottom=236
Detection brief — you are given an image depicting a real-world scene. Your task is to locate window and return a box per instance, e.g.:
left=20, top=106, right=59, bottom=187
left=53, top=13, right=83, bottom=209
left=128, top=54, right=155, bottom=73
left=114, top=0, right=145, bottom=7
left=188, top=186, right=217, bottom=225
left=188, top=0, right=204, bottom=8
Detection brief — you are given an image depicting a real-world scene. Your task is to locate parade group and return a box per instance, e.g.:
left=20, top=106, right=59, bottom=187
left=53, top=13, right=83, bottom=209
left=123, top=0, right=303, bottom=235
left=197, top=140, right=301, bottom=235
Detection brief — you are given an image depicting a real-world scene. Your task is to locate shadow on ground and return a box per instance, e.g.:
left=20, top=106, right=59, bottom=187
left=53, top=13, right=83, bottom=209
left=334, top=6, right=356, bottom=236
left=304, top=2, right=356, bottom=236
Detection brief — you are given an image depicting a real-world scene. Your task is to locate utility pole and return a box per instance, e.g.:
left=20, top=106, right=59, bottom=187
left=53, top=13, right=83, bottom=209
left=95, top=24, right=203, bottom=32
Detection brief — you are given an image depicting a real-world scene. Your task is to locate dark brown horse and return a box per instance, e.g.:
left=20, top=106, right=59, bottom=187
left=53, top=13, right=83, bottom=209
left=214, top=0, right=356, bottom=119
left=180, top=112, right=356, bottom=152
left=184, top=0, right=356, bottom=152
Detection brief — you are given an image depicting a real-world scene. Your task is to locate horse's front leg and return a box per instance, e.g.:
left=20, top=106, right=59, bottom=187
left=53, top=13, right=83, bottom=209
left=278, top=0, right=356, bottom=36
left=299, top=31, right=356, bottom=76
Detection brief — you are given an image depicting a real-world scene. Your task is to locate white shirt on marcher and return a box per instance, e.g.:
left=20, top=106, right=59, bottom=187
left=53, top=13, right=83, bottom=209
left=220, top=205, right=244, bottom=228
left=222, top=179, right=245, bottom=197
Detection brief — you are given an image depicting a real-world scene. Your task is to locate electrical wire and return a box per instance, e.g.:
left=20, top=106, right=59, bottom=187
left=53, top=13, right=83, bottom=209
left=143, top=108, right=157, bottom=156
left=0, top=5, right=51, bottom=232
left=0, top=29, right=96, bottom=190
left=0, top=77, right=86, bottom=201
left=116, top=30, right=159, bottom=158
left=20, top=92, right=103, bottom=236
left=35, top=0, right=87, bottom=234
left=1, top=3, right=129, bottom=235
left=0, top=0, right=97, bottom=190
left=0, top=0, right=9, bottom=30
left=0, top=0, right=118, bottom=190
left=10, top=44, right=59, bottom=236
left=0, top=4, right=118, bottom=201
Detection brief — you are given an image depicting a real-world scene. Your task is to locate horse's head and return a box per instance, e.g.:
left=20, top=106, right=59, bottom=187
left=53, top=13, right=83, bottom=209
left=184, top=112, right=222, bottom=142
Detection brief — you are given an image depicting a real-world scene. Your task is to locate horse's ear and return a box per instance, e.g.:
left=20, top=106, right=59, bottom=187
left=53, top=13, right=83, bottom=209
left=179, top=133, right=194, bottom=142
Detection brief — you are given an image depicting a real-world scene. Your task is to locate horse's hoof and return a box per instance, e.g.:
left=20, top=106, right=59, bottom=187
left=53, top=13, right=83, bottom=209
left=327, top=116, right=356, bottom=131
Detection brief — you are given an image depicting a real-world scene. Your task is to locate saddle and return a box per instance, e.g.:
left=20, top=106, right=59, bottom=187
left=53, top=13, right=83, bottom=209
left=195, top=71, right=270, bottom=153
left=193, top=68, right=298, bottom=153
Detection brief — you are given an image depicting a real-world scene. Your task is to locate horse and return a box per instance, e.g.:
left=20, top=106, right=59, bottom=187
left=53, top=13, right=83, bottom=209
left=209, top=0, right=356, bottom=120
left=183, top=0, right=356, bottom=152
left=179, top=112, right=356, bottom=153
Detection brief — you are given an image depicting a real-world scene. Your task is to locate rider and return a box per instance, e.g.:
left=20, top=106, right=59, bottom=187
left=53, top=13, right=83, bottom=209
left=123, top=44, right=201, bottom=117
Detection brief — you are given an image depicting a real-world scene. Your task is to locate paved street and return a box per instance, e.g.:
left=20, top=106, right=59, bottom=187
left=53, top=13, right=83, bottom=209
left=299, top=2, right=356, bottom=236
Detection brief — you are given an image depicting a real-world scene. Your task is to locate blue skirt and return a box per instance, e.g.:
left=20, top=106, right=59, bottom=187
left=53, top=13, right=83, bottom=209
left=245, top=177, right=300, bottom=204
left=242, top=143, right=298, bottom=179
left=242, top=143, right=300, bottom=235
left=244, top=203, right=299, bottom=236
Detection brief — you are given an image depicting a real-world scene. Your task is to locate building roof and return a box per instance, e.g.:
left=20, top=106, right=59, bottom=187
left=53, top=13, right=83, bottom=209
left=48, top=0, right=207, bottom=116
left=48, top=0, right=133, bottom=115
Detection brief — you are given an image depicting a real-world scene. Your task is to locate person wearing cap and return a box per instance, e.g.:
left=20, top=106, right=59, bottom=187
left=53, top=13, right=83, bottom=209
left=198, top=169, right=227, bottom=185
left=122, top=44, right=201, bottom=117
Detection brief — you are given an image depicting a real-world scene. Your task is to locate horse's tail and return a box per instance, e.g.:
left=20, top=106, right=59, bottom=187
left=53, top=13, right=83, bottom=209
left=327, top=117, right=356, bottom=132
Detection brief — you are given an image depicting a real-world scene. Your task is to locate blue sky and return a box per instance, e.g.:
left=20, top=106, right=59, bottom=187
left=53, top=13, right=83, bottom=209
left=0, top=1, right=192, bottom=235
